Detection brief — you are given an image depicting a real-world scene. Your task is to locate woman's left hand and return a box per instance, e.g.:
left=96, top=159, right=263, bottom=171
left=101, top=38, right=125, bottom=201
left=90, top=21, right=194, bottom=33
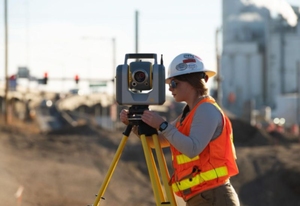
left=141, top=110, right=165, bottom=129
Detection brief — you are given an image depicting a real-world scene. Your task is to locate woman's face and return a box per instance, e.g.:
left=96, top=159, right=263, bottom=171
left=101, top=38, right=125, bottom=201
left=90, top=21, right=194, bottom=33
left=168, top=79, right=195, bottom=102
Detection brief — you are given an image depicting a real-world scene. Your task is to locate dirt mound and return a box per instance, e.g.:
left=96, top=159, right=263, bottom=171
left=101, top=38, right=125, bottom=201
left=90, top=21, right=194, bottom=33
left=1, top=116, right=300, bottom=206
left=230, top=118, right=273, bottom=146
left=229, top=118, right=300, bottom=206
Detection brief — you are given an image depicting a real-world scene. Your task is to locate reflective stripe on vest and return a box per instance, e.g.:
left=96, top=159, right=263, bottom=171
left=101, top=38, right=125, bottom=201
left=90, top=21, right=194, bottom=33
left=172, top=102, right=226, bottom=165
left=176, top=154, right=199, bottom=165
left=172, top=166, right=228, bottom=192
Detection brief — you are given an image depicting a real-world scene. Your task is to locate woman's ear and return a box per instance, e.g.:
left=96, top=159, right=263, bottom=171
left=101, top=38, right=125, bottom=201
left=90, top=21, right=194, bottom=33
left=205, top=75, right=208, bottom=83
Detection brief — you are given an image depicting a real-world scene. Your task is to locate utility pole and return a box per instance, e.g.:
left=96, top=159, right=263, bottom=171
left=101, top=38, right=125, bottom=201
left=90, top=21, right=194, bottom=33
left=135, top=10, right=139, bottom=54
left=112, top=37, right=116, bottom=78
left=112, top=38, right=116, bottom=69
left=297, top=61, right=300, bottom=125
left=215, top=27, right=222, bottom=106
left=4, top=0, right=9, bottom=124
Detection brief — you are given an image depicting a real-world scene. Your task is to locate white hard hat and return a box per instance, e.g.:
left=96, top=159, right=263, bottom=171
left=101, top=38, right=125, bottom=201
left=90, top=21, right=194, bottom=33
left=166, top=53, right=216, bottom=83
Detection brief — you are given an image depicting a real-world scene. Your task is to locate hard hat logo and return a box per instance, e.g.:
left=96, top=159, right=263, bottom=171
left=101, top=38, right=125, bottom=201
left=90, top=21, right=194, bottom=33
left=187, top=64, right=197, bottom=69
left=175, top=63, right=198, bottom=71
left=183, top=58, right=196, bottom=63
left=183, top=54, right=195, bottom=59
left=176, top=63, right=187, bottom=71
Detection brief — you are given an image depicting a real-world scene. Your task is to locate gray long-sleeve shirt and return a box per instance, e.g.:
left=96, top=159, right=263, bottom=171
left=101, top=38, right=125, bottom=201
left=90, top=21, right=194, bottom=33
left=161, top=101, right=223, bottom=158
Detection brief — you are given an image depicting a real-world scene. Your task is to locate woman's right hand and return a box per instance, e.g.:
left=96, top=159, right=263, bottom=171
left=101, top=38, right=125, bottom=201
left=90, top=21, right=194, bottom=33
left=119, top=109, right=130, bottom=125
left=120, top=109, right=139, bottom=136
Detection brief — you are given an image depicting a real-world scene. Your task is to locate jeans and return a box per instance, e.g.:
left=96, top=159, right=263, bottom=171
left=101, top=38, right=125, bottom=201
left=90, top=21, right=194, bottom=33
left=186, top=182, right=240, bottom=206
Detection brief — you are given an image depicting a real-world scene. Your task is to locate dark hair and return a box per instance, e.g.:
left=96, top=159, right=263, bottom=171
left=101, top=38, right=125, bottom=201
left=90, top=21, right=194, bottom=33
left=174, top=72, right=208, bottom=96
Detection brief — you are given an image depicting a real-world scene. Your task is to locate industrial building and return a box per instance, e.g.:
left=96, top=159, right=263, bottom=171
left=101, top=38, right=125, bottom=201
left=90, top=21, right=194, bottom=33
left=220, top=0, right=300, bottom=126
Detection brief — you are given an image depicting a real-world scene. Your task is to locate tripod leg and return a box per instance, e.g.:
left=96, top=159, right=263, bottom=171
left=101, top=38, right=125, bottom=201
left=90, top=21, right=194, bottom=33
left=140, top=134, right=165, bottom=205
left=152, top=134, right=177, bottom=206
left=93, top=125, right=132, bottom=206
left=147, top=140, right=167, bottom=203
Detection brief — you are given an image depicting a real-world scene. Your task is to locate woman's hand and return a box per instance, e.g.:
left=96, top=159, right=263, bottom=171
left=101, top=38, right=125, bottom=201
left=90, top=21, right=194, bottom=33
left=141, top=110, right=165, bottom=130
left=119, top=109, right=130, bottom=125
left=120, top=109, right=140, bottom=137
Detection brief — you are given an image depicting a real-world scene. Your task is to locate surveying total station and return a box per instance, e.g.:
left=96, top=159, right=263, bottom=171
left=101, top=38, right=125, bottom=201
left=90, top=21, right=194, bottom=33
left=91, top=53, right=178, bottom=206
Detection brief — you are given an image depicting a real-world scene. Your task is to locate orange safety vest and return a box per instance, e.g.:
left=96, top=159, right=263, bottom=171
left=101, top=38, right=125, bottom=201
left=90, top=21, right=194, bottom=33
left=169, top=96, right=239, bottom=201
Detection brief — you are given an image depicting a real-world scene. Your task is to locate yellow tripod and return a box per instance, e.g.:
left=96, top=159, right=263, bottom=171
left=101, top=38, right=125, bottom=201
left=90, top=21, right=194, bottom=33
left=92, top=106, right=177, bottom=206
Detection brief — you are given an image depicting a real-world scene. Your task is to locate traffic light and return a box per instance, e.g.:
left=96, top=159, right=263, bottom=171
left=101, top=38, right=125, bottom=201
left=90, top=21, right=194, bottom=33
left=9, top=75, right=16, bottom=80
left=43, top=72, right=48, bottom=84
left=9, top=75, right=17, bottom=91
left=75, top=74, right=79, bottom=84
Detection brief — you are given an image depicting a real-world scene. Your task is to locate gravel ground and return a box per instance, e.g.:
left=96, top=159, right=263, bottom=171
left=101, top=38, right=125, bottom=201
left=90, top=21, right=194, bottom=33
left=0, top=116, right=300, bottom=206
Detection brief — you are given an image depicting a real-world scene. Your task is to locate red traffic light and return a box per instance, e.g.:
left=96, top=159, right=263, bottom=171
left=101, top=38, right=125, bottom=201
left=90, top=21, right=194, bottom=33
left=75, top=74, right=79, bottom=84
left=9, top=75, right=16, bottom=80
left=43, top=72, right=48, bottom=84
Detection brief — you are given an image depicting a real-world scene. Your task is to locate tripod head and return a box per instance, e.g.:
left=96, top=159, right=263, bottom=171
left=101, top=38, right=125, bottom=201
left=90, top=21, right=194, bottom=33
left=127, top=105, right=158, bottom=136
left=128, top=105, right=149, bottom=125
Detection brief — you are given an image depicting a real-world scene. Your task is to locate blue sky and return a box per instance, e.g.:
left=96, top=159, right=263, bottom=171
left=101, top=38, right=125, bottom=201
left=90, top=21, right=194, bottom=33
left=0, top=0, right=221, bottom=79
left=0, top=0, right=299, bottom=93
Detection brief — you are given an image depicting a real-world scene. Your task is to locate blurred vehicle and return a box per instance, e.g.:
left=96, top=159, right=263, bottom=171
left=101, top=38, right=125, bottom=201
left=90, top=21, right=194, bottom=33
left=40, top=99, right=53, bottom=108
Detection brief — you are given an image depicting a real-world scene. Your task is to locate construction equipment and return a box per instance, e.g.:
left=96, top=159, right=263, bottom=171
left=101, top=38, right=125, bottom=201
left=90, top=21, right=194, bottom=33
left=91, top=105, right=177, bottom=206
